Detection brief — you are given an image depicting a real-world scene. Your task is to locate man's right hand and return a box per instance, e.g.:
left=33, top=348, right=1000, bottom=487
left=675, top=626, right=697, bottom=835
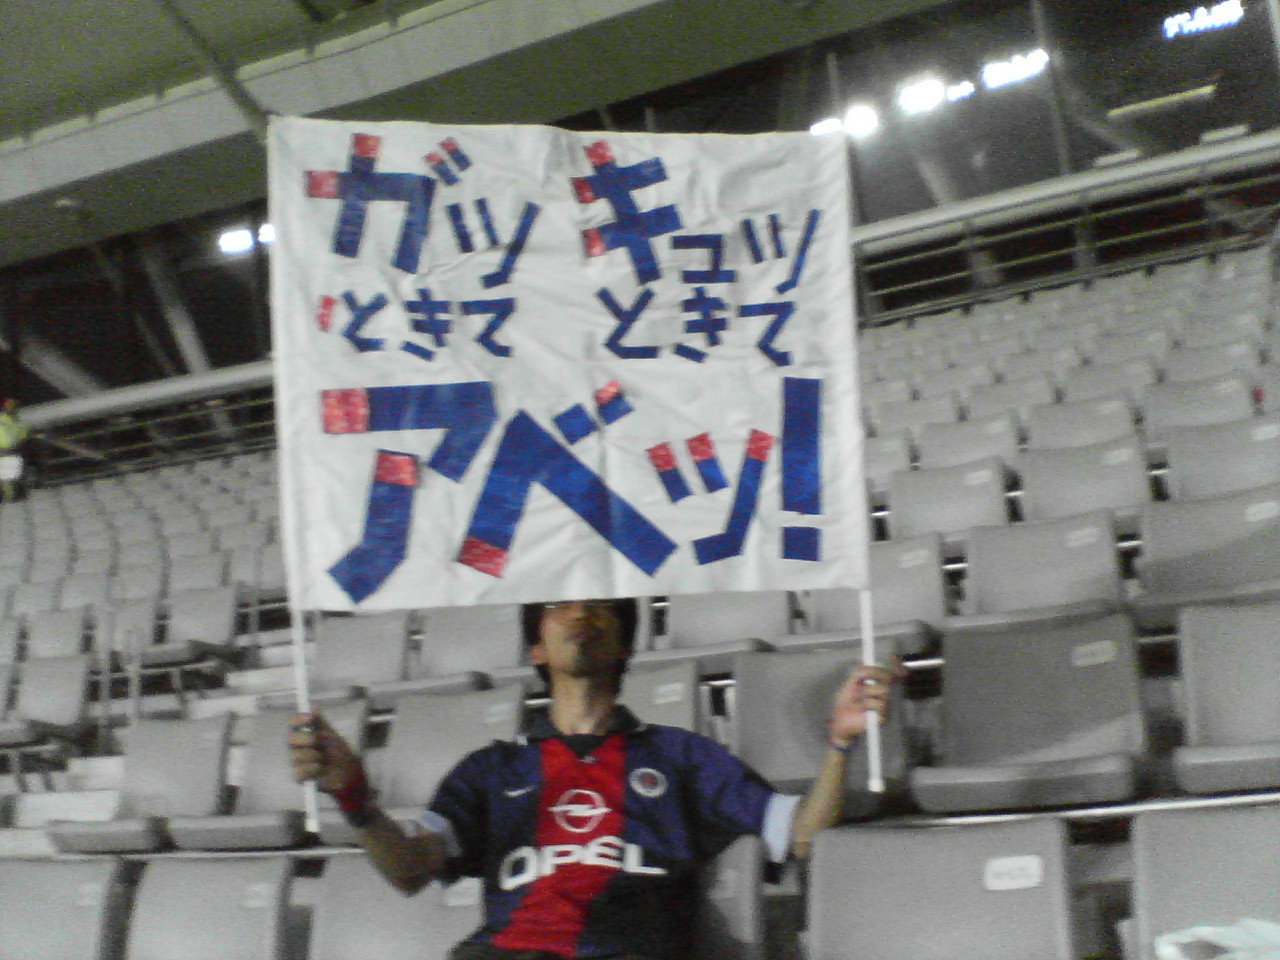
left=288, top=712, right=366, bottom=795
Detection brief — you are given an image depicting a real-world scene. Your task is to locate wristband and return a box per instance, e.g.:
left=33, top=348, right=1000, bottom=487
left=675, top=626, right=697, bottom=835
left=332, top=769, right=379, bottom=829
left=826, top=736, right=856, bottom=754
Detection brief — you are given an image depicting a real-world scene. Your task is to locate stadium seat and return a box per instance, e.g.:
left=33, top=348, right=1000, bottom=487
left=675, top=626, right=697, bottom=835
left=964, top=375, right=1057, bottom=421
left=952, top=513, right=1123, bottom=627
left=1178, top=310, right=1267, bottom=347
left=59, top=572, right=112, bottom=609
left=168, top=701, right=369, bottom=849
left=809, top=818, right=1076, bottom=960
left=634, top=591, right=786, bottom=672
left=910, top=614, right=1145, bottom=812
left=165, top=530, right=218, bottom=558
left=1132, top=805, right=1280, bottom=960
left=886, top=457, right=1009, bottom=550
left=1140, top=374, right=1254, bottom=440
left=414, top=603, right=525, bottom=681
left=1161, top=341, right=1262, bottom=383
left=309, top=855, right=483, bottom=960
left=68, top=549, right=115, bottom=578
left=869, top=395, right=960, bottom=438
left=1061, top=360, right=1157, bottom=404
left=0, top=857, right=127, bottom=960
left=317, top=685, right=524, bottom=845
left=696, top=835, right=766, bottom=960
left=1090, top=328, right=1172, bottom=364
left=916, top=414, right=1019, bottom=469
left=118, top=540, right=164, bottom=568
left=0, top=654, right=92, bottom=748
left=97, top=598, right=160, bottom=662
left=49, top=714, right=233, bottom=852
left=156, top=586, right=239, bottom=666
left=125, top=856, right=292, bottom=960
left=0, top=618, right=19, bottom=663
left=167, top=552, right=228, bottom=592
left=997, top=345, right=1083, bottom=383
left=784, top=534, right=947, bottom=656
left=1131, top=482, right=1280, bottom=628
left=1172, top=602, right=1280, bottom=794
left=111, top=563, right=166, bottom=601
left=254, top=542, right=287, bottom=597
left=619, top=660, right=701, bottom=732
left=308, top=611, right=412, bottom=700
left=24, top=607, right=89, bottom=658
left=859, top=377, right=912, bottom=408
left=912, top=363, right=995, bottom=399
left=8, top=580, right=61, bottom=618
left=1164, top=415, right=1280, bottom=499
left=863, top=432, right=912, bottom=505
left=1018, top=436, right=1150, bottom=533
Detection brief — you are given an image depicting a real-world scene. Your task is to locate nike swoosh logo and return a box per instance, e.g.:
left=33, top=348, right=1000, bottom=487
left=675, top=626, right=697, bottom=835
left=504, top=785, right=536, bottom=797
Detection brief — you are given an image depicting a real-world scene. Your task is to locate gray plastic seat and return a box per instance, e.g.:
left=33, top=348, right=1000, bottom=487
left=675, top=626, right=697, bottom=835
left=1133, top=804, right=1280, bottom=960
left=59, top=572, right=112, bottom=609
left=870, top=395, right=959, bottom=439
left=1018, top=436, right=1150, bottom=534
left=998, top=345, right=1083, bottom=383
left=1173, top=602, right=1280, bottom=794
left=620, top=660, right=701, bottom=732
left=0, top=857, right=126, bottom=960
left=886, top=457, right=1008, bottom=551
left=317, top=685, right=524, bottom=845
left=111, top=563, right=166, bottom=601
left=696, top=835, right=765, bottom=960
left=1165, top=415, right=1280, bottom=500
left=965, top=375, right=1057, bottom=421
left=1024, top=397, right=1136, bottom=450
left=863, top=433, right=912, bottom=505
left=98, top=598, right=160, bottom=661
left=310, top=611, right=412, bottom=699
left=1131, top=482, right=1280, bottom=628
left=126, top=856, right=292, bottom=960
left=911, top=614, right=1145, bottom=812
left=9, top=580, right=61, bottom=618
left=49, top=713, right=233, bottom=852
left=634, top=591, right=785, bottom=672
left=1090, top=328, right=1172, bottom=364
left=164, top=530, right=218, bottom=558
left=1161, top=340, right=1262, bottom=383
left=155, top=586, right=239, bottom=666
left=809, top=819, right=1076, bottom=960
left=167, top=552, right=228, bottom=591
left=951, top=513, right=1123, bottom=628
left=912, top=362, right=995, bottom=400
left=1140, top=374, right=1254, bottom=440
left=24, top=606, right=89, bottom=658
left=0, top=618, right=19, bottom=663
left=1061, top=360, right=1157, bottom=404
left=0, top=654, right=92, bottom=748
left=309, top=855, right=483, bottom=960
left=400, top=603, right=524, bottom=693
left=917, top=414, right=1019, bottom=470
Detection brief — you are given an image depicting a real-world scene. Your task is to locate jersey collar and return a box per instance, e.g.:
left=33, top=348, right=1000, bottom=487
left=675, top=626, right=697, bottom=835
left=522, top=704, right=647, bottom=743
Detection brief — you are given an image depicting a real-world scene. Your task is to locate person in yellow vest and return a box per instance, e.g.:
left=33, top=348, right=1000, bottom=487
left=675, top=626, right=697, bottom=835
left=0, top=397, right=29, bottom=502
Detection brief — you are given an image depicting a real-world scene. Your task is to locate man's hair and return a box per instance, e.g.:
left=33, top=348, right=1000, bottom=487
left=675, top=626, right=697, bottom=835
left=521, top=598, right=639, bottom=693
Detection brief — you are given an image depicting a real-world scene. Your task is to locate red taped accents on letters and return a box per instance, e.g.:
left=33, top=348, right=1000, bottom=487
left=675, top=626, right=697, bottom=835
left=647, top=443, right=678, bottom=473
left=374, top=452, right=419, bottom=487
left=352, top=133, right=381, bottom=159
left=425, top=152, right=445, bottom=167
left=585, top=140, right=615, bottom=166
left=583, top=228, right=607, bottom=258
left=458, top=537, right=509, bottom=578
left=687, top=433, right=715, bottom=463
left=594, top=381, right=621, bottom=406
left=316, top=295, right=336, bottom=332
left=571, top=177, right=597, bottom=204
left=321, top=389, right=370, bottom=434
left=747, top=429, right=774, bottom=462
left=305, top=171, right=340, bottom=198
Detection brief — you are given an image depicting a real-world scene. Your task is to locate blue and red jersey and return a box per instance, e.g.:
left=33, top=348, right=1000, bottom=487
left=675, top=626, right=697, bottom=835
left=422, top=707, right=798, bottom=959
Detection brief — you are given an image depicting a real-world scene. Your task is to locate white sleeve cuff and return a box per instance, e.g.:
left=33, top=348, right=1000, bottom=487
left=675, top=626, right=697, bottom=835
left=762, top=793, right=801, bottom=863
left=416, top=811, right=462, bottom=859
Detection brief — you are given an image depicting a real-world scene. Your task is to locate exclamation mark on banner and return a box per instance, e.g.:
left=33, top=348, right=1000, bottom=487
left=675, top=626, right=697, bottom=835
left=781, top=377, right=822, bottom=561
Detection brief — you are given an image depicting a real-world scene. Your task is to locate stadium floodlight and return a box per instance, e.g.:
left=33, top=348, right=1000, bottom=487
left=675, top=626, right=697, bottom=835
left=809, top=117, right=845, bottom=136
left=897, top=78, right=946, bottom=116
left=947, top=81, right=976, bottom=102
left=257, top=223, right=276, bottom=244
left=218, top=228, right=254, bottom=255
left=842, top=103, right=881, bottom=138
left=1164, top=0, right=1243, bottom=39
left=981, top=48, right=1049, bottom=90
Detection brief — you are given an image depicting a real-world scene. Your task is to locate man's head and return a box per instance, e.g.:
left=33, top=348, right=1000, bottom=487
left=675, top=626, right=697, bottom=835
left=521, top=598, right=638, bottom=693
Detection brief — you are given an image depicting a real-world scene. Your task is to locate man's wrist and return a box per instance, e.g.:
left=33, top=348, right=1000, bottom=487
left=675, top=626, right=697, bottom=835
left=331, top=768, right=379, bottom=829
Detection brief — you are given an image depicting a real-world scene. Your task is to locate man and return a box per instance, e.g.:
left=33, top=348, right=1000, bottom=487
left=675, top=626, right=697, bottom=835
left=0, top=397, right=29, bottom=502
left=290, top=597, right=900, bottom=960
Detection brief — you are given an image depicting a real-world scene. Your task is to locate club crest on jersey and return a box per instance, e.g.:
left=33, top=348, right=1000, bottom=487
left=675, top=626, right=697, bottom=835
left=629, top=767, right=668, bottom=798
left=550, top=789, right=610, bottom=833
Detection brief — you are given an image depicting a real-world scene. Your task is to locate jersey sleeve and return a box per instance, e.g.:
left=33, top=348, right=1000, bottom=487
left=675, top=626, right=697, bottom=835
left=423, top=748, right=491, bottom=878
left=678, top=731, right=800, bottom=864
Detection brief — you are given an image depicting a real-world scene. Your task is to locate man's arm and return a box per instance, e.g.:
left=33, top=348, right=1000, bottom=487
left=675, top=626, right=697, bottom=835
left=288, top=713, right=447, bottom=895
left=789, top=662, right=903, bottom=858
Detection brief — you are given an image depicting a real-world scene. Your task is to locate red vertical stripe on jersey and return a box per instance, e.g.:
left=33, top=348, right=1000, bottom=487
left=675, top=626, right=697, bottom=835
left=492, top=735, right=626, bottom=956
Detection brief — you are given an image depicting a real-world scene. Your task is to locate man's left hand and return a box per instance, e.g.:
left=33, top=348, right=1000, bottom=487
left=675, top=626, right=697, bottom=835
left=827, top=660, right=907, bottom=747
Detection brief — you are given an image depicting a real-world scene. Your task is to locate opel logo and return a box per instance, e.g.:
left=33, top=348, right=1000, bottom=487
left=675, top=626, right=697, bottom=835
left=550, top=789, right=610, bottom=833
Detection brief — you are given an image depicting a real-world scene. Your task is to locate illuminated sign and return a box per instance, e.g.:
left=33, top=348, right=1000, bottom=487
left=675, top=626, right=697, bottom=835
left=1164, top=0, right=1244, bottom=38
left=981, top=49, right=1049, bottom=90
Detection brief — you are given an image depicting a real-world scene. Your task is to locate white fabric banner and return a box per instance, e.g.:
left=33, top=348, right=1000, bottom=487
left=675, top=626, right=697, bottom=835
left=269, top=117, right=867, bottom=610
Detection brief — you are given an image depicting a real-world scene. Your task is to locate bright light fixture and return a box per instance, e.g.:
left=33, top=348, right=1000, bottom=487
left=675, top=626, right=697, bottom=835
left=1164, top=0, right=1243, bottom=38
left=218, top=229, right=254, bottom=255
left=843, top=103, right=881, bottom=137
left=981, top=48, right=1049, bottom=90
left=809, top=117, right=844, bottom=136
left=947, top=80, right=976, bottom=102
left=897, top=78, right=946, bottom=115
left=257, top=223, right=276, bottom=244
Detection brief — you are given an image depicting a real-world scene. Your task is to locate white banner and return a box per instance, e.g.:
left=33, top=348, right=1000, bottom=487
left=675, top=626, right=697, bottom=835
left=269, top=117, right=867, bottom=610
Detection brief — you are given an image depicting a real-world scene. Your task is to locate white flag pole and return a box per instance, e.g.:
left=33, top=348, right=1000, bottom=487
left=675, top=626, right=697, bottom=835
left=857, top=587, right=884, bottom=793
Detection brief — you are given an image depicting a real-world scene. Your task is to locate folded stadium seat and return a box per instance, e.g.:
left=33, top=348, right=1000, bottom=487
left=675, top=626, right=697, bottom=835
left=48, top=713, right=233, bottom=852
left=0, top=565, right=24, bottom=593
left=1018, top=436, right=1150, bottom=535
left=156, top=510, right=205, bottom=537
left=112, top=564, right=167, bottom=604
left=1161, top=341, right=1263, bottom=384
left=1130, top=482, right=1280, bottom=629
left=24, top=607, right=89, bottom=658
left=97, top=598, right=160, bottom=663
left=71, top=528, right=114, bottom=555
left=168, top=700, right=369, bottom=849
left=254, top=542, right=287, bottom=598
left=215, top=521, right=272, bottom=552
left=59, top=572, right=112, bottom=610
left=863, top=433, right=912, bottom=506
left=67, top=548, right=116, bottom=577
left=165, top=529, right=219, bottom=559
left=309, top=854, right=483, bottom=960
left=0, top=655, right=92, bottom=749
left=733, top=648, right=906, bottom=813
left=24, top=552, right=69, bottom=584
left=307, top=611, right=413, bottom=701
left=886, top=457, right=1009, bottom=553
left=859, top=376, right=912, bottom=408
left=317, top=685, right=524, bottom=845
left=695, top=835, right=766, bottom=960
left=910, top=614, right=1145, bottom=812
left=167, top=552, right=228, bottom=592
left=1061, top=359, right=1158, bottom=404
left=125, top=856, right=291, bottom=960
left=1178, top=310, right=1267, bottom=348
left=948, top=513, right=1123, bottom=630
left=1139, top=374, right=1255, bottom=443
left=0, top=618, right=19, bottom=663
left=1257, top=363, right=1280, bottom=414
left=911, top=363, right=996, bottom=400
left=965, top=375, right=1058, bottom=422
left=204, top=503, right=258, bottom=530
left=8, top=580, right=61, bottom=618
left=1090, top=328, right=1173, bottom=365
left=809, top=819, right=1077, bottom=960
left=118, top=539, right=164, bottom=568
left=869, top=394, right=960, bottom=440
left=1132, top=805, right=1280, bottom=960
left=916, top=414, right=1019, bottom=470
left=782, top=534, right=947, bottom=656
left=1164, top=415, right=1280, bottom=500
left=0, top=858, right=127, bottom=960
left=1171, top=602, right=1280, bottom=794
left=996, top=345, right=1083, bottom=383
left=152, top=586, right=240, bottom=667
left=619, top=660, right=701, bottom=732
left=113, top=517, right=160, bottom=545
left=633, top=590, right=788, bottom=673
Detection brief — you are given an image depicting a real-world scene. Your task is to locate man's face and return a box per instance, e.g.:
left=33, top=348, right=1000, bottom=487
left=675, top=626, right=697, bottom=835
left=530, top=600, right=626, bottom=683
